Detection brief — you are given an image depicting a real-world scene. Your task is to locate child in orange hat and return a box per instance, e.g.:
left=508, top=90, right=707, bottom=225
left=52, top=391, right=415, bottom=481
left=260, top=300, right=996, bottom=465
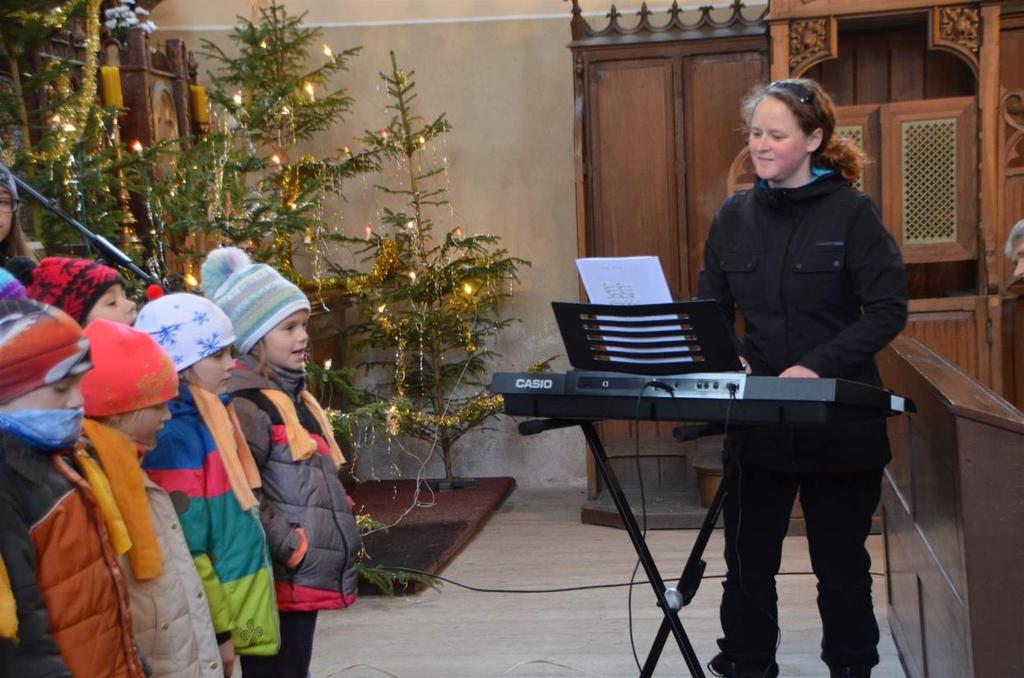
left=0, top=299, right=145, bottom=677
left=80, top=319, right=223, bottom=678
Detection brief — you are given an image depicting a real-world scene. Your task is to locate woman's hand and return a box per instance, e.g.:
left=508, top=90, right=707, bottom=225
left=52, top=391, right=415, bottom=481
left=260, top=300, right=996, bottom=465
left=739, top=356, right=752, bottom=375
left=779, top=365, right=819, bottom=379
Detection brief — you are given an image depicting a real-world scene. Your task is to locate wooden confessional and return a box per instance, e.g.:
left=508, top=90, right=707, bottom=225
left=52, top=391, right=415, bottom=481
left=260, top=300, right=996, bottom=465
left=568, top=2, right=1024, bottom=675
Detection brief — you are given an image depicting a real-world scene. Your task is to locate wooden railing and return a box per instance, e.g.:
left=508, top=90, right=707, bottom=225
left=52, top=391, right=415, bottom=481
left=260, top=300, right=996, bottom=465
left=878, top=335, right=1024, bottom=678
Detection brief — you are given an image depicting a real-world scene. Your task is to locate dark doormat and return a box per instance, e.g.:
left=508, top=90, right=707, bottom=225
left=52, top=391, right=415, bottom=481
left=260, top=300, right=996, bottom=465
left=350, top=476, right=517, bottom=595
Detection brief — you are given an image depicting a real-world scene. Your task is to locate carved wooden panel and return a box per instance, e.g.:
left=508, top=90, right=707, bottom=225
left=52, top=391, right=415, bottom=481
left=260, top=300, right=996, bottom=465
left=788, top=16, right=838, bottom=75
left=928, top=4, right=980, bottom=76
left=881, top=96, right=977, bottom=263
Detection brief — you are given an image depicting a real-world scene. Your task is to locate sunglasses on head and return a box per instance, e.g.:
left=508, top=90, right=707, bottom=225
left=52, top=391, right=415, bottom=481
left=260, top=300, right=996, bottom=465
left=768, top=81, right=815, bottom=105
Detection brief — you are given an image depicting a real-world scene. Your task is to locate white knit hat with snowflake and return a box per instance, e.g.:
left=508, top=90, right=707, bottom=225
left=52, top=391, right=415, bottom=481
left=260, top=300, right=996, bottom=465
left=135, top=292, right=236, bottom=370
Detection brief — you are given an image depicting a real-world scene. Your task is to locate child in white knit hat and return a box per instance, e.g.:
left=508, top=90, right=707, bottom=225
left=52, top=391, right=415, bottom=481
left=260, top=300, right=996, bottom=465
left=135, top=293, right=280, bottom=677
left=200, top=248, right=359, bottom=678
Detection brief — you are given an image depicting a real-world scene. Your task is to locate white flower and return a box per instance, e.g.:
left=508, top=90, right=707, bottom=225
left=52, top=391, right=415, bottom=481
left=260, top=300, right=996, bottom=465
left=134, top=7, right=149, bottom=16
left=141, top=21, right=157, bottom=34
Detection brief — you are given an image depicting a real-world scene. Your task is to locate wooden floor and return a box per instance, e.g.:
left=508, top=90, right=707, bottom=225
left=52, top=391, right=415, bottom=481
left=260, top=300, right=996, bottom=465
left=309, top=488, right=905, bottom=678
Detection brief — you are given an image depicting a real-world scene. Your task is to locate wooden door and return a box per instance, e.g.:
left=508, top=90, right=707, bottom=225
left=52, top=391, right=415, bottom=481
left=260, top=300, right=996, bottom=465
left=682, top=51, right=767, bottom=294
left=585, top=56, right=686, bottom=492
left=588, top=58, right=683, bottom=295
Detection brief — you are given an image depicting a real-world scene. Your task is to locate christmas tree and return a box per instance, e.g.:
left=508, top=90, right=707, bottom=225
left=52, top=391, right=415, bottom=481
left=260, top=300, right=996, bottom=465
left=0, top=0, right=152, bottom=258
left=163, top=0, right=379, bottom=284
left=334, top=52, right=527, bottom=486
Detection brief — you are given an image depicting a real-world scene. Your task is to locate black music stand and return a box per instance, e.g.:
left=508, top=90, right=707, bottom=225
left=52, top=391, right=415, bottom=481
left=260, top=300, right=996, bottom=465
left=529, top=301, right=742, bottom=677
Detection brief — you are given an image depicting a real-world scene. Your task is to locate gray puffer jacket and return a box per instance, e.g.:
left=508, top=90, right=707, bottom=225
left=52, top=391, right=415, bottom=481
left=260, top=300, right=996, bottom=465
left=229, top=357, right=359, bottom=612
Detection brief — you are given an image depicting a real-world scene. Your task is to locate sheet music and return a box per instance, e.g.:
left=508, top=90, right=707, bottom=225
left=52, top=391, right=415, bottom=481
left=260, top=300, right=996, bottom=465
left=576, top=256, right=684, bottom=363
left=576, top=256, right=672, bottom=305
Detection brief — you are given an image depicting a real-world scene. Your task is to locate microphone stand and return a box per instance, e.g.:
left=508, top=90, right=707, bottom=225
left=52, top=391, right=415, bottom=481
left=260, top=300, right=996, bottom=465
left=3, top=162, right=161, bottom=287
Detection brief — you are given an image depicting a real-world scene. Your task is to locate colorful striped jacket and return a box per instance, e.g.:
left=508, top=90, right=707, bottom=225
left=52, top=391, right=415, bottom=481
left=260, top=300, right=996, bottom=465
left=143, top=384, right=279, bottom=656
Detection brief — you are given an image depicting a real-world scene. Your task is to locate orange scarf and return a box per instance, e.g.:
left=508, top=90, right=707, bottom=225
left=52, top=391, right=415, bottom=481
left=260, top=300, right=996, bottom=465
left=82, top=419, right=162, bottom=580
left=260, top=389, right=346, bottom=469
left=188, top=385, right=261, bottom=510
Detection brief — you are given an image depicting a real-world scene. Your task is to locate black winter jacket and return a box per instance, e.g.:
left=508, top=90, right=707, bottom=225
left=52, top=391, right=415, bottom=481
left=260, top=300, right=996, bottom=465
left=697, top=173, right=908, bottom=471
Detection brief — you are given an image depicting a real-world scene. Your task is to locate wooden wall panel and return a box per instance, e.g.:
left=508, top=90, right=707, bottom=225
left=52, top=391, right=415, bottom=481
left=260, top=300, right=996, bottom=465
left=804, top=25, right=974, bottom=106
left=681, top=51, right=766, bottom=295
left=588, top=59, right=682, bottom=296
left=904, top=297, right=988, bottom=383
left=879, top=337, right=1024, bottom=677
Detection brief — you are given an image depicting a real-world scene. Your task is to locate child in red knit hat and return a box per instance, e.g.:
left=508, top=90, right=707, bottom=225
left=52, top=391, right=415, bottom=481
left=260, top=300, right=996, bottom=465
left=79, top=319, right=223, bottom=678
left=8, top=256, right=137, bottom=326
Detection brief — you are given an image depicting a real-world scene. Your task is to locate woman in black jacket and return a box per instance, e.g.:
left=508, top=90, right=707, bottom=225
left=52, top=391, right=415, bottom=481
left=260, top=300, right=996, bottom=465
left=697, top=79, right=907, bottom=678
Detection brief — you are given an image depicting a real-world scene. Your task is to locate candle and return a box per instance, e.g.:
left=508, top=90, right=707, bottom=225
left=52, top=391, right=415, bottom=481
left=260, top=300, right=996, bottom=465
left=190, top=84, right=210, bottom=125
left=101, top=66, right=123, bottom=109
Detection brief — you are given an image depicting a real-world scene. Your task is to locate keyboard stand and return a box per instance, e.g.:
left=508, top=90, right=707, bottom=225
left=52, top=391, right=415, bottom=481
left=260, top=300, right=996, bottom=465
left=520, top=416, right=736, bottom=678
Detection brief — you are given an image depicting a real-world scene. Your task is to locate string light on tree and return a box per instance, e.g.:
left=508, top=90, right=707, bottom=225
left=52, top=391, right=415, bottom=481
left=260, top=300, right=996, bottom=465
left=333, top=51, right=528, bottom=485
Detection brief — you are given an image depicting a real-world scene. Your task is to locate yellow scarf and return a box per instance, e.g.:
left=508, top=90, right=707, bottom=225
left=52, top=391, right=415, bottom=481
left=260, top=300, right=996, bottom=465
left=260, top=389, right=346, bottom=469
left=73, top=447, right=132, bottom=557
left=82, top=419, right=163, bottom=581
left=0, top=555, right=16, bottom=642
left=188, top=385, right=261, bottom=510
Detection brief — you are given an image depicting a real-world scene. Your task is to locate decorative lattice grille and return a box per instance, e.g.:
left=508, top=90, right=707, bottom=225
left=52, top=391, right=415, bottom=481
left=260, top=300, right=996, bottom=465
left=901, top=118, right=958, bottom=244
left=834, top=124, right=864, bottom=191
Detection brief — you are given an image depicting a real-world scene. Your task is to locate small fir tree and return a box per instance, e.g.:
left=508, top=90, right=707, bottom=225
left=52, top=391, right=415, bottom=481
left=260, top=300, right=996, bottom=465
left=188, top=1, right=379, bottom=281
left=334, top=52, right=527, bottom=485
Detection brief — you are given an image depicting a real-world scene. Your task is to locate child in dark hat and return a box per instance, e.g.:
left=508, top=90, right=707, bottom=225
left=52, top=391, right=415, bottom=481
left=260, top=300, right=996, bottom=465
left=10, top=255, right=138, bottom=326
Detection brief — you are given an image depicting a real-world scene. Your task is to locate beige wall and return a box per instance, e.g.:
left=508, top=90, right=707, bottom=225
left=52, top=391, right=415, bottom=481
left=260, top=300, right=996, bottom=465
left=150, top=1, right=750, bottom=485
left=151, top=1, right=588, bottom=485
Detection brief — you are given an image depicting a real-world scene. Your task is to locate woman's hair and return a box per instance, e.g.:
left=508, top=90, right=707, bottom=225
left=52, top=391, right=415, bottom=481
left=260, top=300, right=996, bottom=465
left=0, top=186, right=36, bottom=261
left=740, top=78, right=866, bottom=186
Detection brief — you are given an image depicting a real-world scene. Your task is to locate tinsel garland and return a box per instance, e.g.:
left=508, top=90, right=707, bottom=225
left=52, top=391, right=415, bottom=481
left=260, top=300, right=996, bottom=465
left=23, top=0, right=103, bottom=165
left=344, top=238, right=401, bottom=293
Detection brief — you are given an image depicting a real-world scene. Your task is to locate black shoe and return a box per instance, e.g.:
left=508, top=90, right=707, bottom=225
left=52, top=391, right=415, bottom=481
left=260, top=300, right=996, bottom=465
left=708, top=653, right=780, bottom=678
left=829, top=667, right=871, bottom=678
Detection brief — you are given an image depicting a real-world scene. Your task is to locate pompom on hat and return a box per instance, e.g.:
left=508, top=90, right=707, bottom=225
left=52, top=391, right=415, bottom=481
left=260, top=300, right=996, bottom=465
left=135, top=293, right=236, bottom=371
left=11, top=256, right=125, bottom=325
left=200, top=247, right=310, bottom=355
left=0, top=268, right=26, bottom=300
left=80, top=319, right=179, bottom=418
left=0, top=298, right=91, bottom=405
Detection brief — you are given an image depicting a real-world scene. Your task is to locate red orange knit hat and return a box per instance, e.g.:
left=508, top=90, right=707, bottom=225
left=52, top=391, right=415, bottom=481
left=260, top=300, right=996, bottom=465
left=80, top=319, right=178, bottom=418
left=0, top=298, right=92, bottom=404
left=16, top=256, right=125, bottom=325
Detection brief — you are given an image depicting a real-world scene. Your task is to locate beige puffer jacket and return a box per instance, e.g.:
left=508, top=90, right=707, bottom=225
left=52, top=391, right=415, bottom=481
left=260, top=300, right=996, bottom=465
left=122, top=475, right=223, bottom=678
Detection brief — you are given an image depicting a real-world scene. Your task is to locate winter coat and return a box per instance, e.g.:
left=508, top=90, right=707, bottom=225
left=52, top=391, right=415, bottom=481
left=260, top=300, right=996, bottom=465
left=697, top=172, right=908, bottom=472
left=0, top=432, right=145, bottom=678
left=143, top=383, right=279, bottom=655
left=120, top=472, right=223, bottom=677
left=229, top=356, right=360, bottom=612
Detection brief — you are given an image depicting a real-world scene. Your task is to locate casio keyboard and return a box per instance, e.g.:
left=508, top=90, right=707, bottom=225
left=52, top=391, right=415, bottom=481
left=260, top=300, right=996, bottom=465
left=497, top=300, right=916, bottom=678
left=491, top=370, right=912, bottom=425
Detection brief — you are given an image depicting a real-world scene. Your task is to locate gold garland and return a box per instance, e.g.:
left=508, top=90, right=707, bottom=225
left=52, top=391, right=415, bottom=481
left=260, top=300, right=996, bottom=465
left=344, top=238, right=401, bottom=293
left=25, top=0, right=102, bottom=165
